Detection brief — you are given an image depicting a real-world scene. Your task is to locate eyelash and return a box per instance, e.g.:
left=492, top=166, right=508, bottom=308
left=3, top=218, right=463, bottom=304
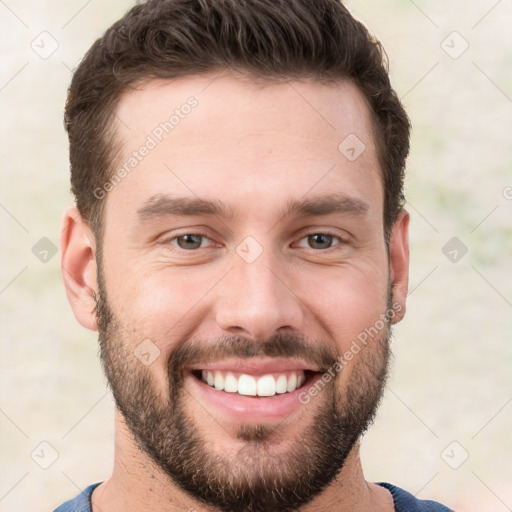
left=164, top=231, right=348, bottom=252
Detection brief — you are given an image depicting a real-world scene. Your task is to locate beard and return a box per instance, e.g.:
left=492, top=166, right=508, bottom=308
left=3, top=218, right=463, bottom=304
left=95, top=267, right=393, bottom=512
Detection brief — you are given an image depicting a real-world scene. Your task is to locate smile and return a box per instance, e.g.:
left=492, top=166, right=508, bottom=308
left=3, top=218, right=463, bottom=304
left=198, top=369, right=309, bottom=396
left=186, top=358, right=323, bottom=421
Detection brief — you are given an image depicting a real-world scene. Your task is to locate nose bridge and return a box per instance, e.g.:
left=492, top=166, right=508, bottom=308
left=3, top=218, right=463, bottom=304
left=215, top=242, right=303, bottom=340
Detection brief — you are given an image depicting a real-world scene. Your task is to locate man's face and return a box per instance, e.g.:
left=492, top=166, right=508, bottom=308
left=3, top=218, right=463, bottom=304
left=91, top=73, right=408, bottom=511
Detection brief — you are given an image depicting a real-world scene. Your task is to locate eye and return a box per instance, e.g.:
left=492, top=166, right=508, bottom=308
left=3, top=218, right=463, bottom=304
left=295, top=233, right=345, bottom=250
left=170, top=233, right=213, bottom=250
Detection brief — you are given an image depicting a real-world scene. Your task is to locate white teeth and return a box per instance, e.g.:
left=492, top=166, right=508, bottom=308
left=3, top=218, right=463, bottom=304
left=286, top=373, right=297, bottom=393
left=257, top=375, right=276, bottom=396
left=214, top=371, right=224, bottom=390
left=200, top=370, right=307, bottom=396
left=275, top=375, right=288, bottom=394
left=238, top=374, right=257, bottom=396
left=224, top=372, right=238, bottom=393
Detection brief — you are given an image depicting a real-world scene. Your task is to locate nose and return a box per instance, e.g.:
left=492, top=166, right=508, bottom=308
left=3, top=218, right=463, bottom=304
left=214, top=249, right=304, bottom=341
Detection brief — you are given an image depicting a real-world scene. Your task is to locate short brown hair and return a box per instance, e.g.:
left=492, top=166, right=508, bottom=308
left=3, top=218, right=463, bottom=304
left=65, top=0, right=410, bottom=244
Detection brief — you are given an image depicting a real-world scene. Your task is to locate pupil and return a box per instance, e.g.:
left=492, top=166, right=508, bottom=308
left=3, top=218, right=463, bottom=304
left=179, top=234, right=201, bottom=249
left=310, top=234, right=332, bottom=249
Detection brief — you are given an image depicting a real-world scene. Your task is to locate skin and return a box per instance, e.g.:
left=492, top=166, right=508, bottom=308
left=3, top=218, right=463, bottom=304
left=60, top=71, right=409, bottom=511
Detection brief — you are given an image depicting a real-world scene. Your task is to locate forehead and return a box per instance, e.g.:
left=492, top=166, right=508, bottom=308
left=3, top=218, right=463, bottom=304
left=108, top=73, right=382, bottom=223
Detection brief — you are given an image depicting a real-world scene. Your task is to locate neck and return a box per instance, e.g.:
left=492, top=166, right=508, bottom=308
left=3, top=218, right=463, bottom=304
left=92, top=412, right=394, bottom=512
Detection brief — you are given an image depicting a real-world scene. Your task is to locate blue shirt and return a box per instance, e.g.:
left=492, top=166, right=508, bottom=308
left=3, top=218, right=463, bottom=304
left=53, top=482, right=453, bottom=511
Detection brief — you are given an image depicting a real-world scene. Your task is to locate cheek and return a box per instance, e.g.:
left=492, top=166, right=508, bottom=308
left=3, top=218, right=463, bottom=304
left=116, top=266, right=222, bottom=345
left=300, top=262, right=389, bottom=351
left=316, top=274, right=391, bottom=390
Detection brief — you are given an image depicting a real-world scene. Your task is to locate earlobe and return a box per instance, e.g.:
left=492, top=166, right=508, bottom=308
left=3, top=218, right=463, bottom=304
left=389, top=209, right=410, bottom=324
left=60, top=207, right=99, bottom=331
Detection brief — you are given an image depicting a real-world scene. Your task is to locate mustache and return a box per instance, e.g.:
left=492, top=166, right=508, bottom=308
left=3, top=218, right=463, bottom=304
left=168, top=332, right=339, bottom=380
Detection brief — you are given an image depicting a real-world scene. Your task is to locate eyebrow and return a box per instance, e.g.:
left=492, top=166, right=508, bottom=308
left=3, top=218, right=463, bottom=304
left=136, top=193, right=369, bottom=222
left=137, top=194, right=234, bottom=220
left=284, top=193, right=369, bottom=217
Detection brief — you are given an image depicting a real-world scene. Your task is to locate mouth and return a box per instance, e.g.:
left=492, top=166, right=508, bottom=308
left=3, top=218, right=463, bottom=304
left=186, top=358, right=324, bottom=422
left=191, top=369, right=317, bottom=397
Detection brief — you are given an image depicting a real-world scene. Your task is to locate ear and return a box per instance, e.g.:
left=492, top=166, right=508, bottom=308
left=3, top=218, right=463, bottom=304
left=60, top=207, right=99, bottom=331
left=388, top=209, right=410, bottom=324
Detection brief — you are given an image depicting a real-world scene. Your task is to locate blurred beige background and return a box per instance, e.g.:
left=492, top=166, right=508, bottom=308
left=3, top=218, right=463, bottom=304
left=1, top=1, right=511, bottom=511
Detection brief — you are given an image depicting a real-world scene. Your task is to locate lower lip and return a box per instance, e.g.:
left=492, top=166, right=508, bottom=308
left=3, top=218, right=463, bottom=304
left=186, top=372, right=319, bottom=423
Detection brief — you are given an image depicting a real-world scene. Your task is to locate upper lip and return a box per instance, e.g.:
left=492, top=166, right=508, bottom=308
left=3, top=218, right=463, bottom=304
left=188, top=357, right=321, bottom=374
